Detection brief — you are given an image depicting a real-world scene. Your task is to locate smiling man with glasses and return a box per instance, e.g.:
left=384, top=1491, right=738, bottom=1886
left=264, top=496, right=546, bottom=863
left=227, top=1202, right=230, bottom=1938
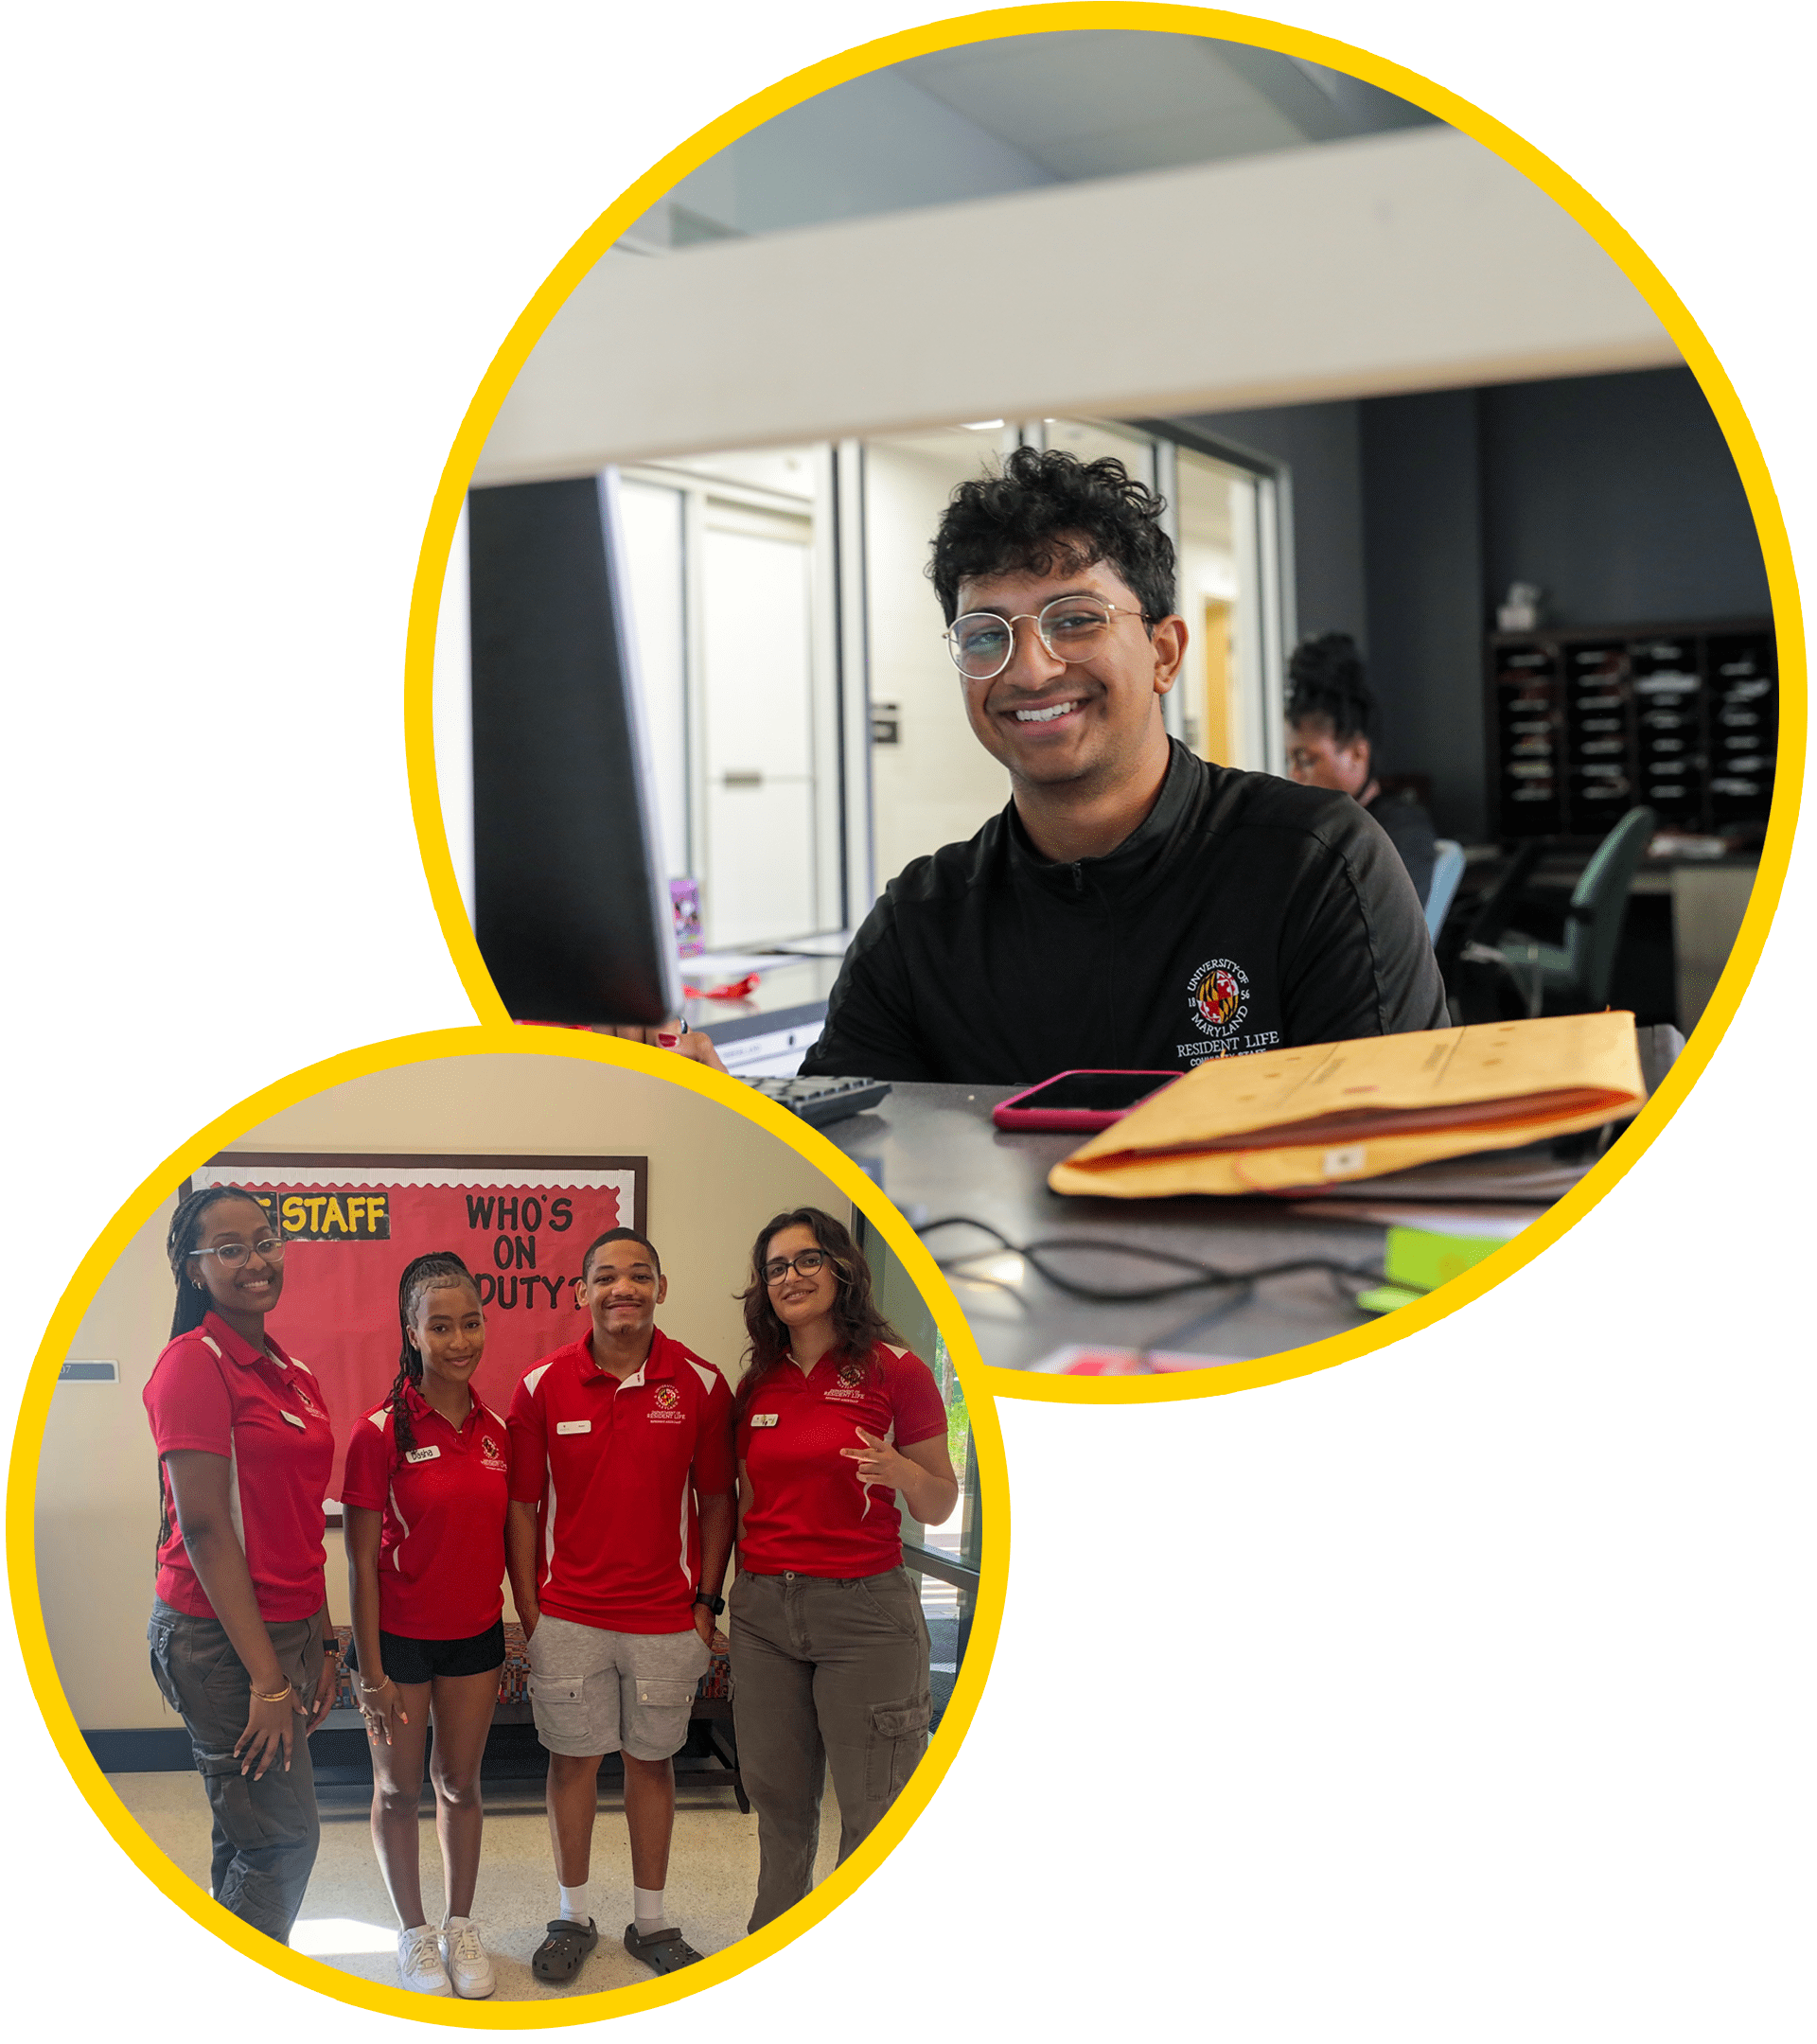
left=797, top=446, right=1447, bottom=1084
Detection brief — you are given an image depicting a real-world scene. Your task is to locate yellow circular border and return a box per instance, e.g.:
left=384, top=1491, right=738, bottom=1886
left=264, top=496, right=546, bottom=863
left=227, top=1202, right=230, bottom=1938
left=401, top=4, right=1805, bottom=1413
left=6, top=1024, right=1010, bottom=2023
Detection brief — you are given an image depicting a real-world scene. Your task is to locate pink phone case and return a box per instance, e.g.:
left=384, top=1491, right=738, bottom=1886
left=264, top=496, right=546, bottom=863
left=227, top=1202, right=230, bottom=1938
left=991, top=1069, right=1181, bottom=1133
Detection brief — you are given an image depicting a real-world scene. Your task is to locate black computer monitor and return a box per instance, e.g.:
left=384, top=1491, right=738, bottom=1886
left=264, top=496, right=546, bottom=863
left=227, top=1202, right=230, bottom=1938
left=467, top=469, right=682, bottom=1026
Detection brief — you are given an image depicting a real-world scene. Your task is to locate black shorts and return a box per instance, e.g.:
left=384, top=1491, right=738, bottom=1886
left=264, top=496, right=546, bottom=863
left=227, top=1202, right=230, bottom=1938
left=347, top=1618, right=505, bottom=1685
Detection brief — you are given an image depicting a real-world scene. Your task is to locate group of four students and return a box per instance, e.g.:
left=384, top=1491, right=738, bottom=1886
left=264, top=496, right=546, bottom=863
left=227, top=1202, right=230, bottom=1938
left=143, top=1182, right=956, bottom=1996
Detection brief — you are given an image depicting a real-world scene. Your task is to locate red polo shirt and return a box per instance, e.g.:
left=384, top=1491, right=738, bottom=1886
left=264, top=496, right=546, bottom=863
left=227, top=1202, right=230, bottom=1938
left=342, top=1383, right=511, bottom=1641
left=735, top=1342, right=947, bottom=1577
left=143, top=1312, right=334, bottom=1622
left=508, top=1326, right=735, bottom=1634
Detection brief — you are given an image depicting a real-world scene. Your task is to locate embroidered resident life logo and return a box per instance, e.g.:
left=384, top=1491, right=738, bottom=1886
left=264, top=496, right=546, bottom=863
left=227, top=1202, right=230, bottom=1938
left=1188, top=957, right=1250, bottom=1041
left=653, top=1384, right=680, bottom=1410
left=838, top=1364, right=863, bottom=1388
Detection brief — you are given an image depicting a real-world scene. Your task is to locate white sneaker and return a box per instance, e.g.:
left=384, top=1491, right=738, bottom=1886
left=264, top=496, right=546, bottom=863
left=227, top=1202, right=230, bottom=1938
left=440, top=1915, right=497, bottom=2000
left=397, top=1922, right=451, bottom=1995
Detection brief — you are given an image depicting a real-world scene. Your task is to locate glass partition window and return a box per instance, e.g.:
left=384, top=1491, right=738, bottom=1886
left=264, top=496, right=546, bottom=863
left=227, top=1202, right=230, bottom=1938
left=612, top=419, right=1290, bottom=944
left=862, top=425, right=1016, bottom=890
left=855, top=1214, right=983, bottom=1712
left=617, top=447, right=841, bottom=950
left=1173, top=442, right=1275, bottom=772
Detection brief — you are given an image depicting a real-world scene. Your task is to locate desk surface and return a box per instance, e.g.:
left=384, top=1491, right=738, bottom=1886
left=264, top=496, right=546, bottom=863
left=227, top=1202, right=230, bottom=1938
left=818, top=1026, right=1682, bottom=1373
left=1464, top=850, right=1760, bottom=899
left=683, top=958, right=840, bottom=1042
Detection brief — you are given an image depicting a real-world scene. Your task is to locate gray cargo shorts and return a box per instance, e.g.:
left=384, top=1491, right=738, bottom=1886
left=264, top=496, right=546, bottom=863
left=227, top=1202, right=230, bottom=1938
left=525, top=1613, right=710, bottom=1761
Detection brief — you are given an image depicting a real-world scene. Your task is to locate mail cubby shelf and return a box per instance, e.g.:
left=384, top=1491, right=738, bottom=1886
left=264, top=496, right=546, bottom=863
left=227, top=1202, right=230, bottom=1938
left=1485, top=617, right=1776, bottom=843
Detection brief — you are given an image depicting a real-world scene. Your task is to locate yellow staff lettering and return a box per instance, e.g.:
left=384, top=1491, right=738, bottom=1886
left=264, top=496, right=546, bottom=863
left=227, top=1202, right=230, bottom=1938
left=282, top=1195, right=307, bottom=1233
left=305, top=1196, right=327, bottom=1231
left=367, top=1192, right=387, bottom=1230
left=346, top=1195, right=366, bottom=1231
left=322, top=1195, right=348, bottom=1235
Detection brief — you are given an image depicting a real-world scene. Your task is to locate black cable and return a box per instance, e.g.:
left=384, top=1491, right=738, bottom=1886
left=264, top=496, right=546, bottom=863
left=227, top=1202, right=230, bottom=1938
left=917, top=1214, right=1386, bottom=1307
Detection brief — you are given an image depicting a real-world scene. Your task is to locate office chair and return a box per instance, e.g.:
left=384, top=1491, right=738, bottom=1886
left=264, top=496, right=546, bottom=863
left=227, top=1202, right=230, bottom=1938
left=1438, top=837, right=1543, bottom=988
left=1424, top=838, right=1467, bottom=943
left=1466, top=805, right=1657, bottom=1018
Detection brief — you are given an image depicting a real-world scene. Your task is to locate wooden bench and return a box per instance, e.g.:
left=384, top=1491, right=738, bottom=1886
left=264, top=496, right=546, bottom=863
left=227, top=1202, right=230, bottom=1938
left=325, top=1624, right=745, bottom=1810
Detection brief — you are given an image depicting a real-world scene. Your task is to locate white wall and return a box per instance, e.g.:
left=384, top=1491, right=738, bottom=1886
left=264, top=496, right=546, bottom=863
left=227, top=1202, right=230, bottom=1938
left=36, top=1051, right=845, bottom=1729
left=864, top=434, right=1012, bottom=884
left=476, top=127, right=1678, bottom=484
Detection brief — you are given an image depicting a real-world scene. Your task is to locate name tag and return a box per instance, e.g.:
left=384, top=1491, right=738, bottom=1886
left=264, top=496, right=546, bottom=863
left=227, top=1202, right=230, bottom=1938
left=281, top=1411, right=307, bottom=1430
left=750, top=1413, right=780, bottom=1428
left=556, top=1420, right=591, bottom=1436
left=404, top=1445, right=440, bottom=1464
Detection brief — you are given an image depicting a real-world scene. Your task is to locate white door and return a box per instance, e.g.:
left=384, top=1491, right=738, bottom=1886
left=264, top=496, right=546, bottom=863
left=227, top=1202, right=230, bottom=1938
left=699, top=507, right=818, bottom=946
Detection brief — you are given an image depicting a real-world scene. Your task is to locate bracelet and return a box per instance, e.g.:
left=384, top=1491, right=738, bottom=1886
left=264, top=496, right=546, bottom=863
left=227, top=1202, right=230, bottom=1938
left=251, top=1681, right=293, bottom=1704
left=357, top=1677, right=392, bottom=1696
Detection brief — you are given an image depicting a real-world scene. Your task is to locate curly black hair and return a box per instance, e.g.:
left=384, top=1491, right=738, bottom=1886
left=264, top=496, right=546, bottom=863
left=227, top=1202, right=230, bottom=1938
left=929, top=446, right=1175, bottom=626
left=1285, top=632, right=1374, bottom=746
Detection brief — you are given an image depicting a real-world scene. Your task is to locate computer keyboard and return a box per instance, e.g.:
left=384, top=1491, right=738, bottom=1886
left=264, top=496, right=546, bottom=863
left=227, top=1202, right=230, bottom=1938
left=743, top=1074, right=892, bottom=1126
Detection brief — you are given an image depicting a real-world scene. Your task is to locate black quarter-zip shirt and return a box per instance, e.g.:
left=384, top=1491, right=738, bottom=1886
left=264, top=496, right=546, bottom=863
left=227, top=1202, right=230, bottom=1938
left=799, top=740, right=1449, bottom=1084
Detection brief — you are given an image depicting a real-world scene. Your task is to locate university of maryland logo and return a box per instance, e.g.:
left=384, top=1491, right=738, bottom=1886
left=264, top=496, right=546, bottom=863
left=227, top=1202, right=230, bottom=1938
left=480, top=1434, right=503, bottom=1460
left=1188, top=957, right=1250, bottom=1040
left=653, top=1384, right=680, bottom=1411
left=838, top=1363, right=863, bottom=1388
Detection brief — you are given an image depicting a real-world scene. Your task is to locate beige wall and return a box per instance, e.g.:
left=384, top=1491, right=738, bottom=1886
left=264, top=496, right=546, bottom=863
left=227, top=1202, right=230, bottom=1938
left=34, top=1051, right=845, bottom=1730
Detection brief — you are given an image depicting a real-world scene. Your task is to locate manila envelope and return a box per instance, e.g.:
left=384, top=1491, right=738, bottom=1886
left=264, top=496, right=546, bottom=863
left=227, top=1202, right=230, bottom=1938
left=1048, top=1011, right=1647, bottom=1198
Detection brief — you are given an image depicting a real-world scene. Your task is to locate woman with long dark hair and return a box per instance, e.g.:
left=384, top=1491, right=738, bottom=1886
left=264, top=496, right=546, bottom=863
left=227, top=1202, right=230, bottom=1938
left=142, top=1184, right=340, bottom=1947
left=728, top=1207, right=958, bottom=1932
left=342, top=1252, right=509, bottom=1998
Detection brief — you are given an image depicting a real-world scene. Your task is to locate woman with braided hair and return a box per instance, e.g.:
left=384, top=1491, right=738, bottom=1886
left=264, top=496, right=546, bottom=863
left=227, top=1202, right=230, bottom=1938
left=1284, top=631, right=1438, bottom=907
left=142, top=1184, right=340, bottom=1947
left=342, top=1251, right=509, bottom=1998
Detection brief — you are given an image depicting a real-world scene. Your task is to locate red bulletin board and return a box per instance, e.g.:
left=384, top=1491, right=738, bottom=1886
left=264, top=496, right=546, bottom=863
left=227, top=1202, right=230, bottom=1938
left=191, top=1154, right=646, bottom=1497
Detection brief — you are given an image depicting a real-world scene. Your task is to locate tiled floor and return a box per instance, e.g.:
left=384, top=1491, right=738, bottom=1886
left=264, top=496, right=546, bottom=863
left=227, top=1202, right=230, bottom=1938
left=109, top=1767, right=840, bottom=2000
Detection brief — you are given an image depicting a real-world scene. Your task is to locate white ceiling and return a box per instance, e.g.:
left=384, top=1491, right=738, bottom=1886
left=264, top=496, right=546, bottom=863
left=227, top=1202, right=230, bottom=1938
left=626, top=32, right=1438, bottom=249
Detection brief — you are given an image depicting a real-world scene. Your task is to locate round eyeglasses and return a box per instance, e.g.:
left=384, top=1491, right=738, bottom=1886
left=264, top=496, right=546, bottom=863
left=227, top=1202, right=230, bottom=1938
left=193, top=1237, right=287, bottom=1267
left=943, top=594, right=1151, bottom=681
left=763, top=1248, right=831, bottom=1285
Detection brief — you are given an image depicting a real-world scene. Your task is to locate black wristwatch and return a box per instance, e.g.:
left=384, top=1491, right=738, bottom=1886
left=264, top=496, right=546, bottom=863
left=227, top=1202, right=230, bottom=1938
left=693, top=1589, right=725, bottom=1616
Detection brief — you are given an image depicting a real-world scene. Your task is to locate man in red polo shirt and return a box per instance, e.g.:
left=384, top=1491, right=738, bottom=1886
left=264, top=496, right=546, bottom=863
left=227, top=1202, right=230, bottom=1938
left=505, top=1227, right=734, bottom=1984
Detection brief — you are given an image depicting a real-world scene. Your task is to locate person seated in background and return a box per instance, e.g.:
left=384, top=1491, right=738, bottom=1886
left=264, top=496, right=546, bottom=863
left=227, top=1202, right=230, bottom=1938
left=789, top=448, right=1445, bottom=1084
left=1284, top=632, right=1438, bottom=907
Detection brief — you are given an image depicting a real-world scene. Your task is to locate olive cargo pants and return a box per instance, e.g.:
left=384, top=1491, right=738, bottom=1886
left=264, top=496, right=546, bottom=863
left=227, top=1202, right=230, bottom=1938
left=729, top=1568, right=932, bottom=1934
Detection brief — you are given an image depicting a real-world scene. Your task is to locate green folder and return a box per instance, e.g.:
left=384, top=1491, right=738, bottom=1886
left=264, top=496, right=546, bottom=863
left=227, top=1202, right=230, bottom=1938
left=1356, top=1224, right=1508, bottom=1315
left=1386, top=1223, right=1508, bottom=1288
